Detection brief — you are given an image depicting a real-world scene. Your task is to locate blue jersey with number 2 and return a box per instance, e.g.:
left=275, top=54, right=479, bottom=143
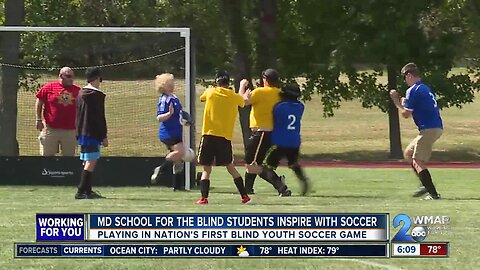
left=271, top=101, right=304, bottom=148
left=404, top=82, right=443, bottom=131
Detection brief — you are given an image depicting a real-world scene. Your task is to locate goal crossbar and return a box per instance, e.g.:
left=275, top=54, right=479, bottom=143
left=0, top=26, right=189, bottom=34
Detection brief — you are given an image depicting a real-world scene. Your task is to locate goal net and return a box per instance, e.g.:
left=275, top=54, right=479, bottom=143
left=0, top=27, right=194, bottom=188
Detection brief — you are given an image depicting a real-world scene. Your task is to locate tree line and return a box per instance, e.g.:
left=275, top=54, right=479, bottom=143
left=0, top=0, right=479, bottom=158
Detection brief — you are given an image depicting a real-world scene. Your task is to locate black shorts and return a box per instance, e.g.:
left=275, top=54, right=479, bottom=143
left=161, top=137, right=182, bottom=151
left=197, top=135, right=233, bottom=166
left=263, top=145, right=300, bottom=170
left=245, top=131, right=272, bottom=165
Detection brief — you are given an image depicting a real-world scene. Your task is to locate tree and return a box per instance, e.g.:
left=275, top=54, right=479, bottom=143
left=255, top=0, right=278, bottom=71
left=0, top=0, right=24, bottom=156
left=160, top=0, right=233, bottom=75
left=277, top=0, right=479, bottom=159
left=347, top=0, right=479, bottom=158
left=21, top=0, right=232, bottom=76
left=221, top=0, right=255, bottom=150
left=458, top=0, right=480, bottom=65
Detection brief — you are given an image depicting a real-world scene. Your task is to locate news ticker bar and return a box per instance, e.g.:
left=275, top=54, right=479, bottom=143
left=15, top=243, right=449, bottom=258
left=391, top=242, right=449, bottom=258
left=36, top=213, right=389, bottom=242
left=15, top=243, right=389, bottom=258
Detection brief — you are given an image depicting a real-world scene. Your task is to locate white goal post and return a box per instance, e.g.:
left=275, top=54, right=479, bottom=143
left=0, top=26, right=194, bottom=190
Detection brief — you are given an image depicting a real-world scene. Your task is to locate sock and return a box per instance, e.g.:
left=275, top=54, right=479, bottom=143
left=160, top=159, right=173, bottom=173
left=418, top=169, right=438, bottom=197
left=259, top=168, right=285, bottom=191
left=259, top=169, right=277, bottom=186
left=233, top=177, right=247, bottom=196
left=172, top=161, right=184, bottom=175
left=78, top=170, right=92, bottom=193
left=291, top=164, right=307, bottom=182
left=200, top=179, right=210, bottom=198
left=173, top=173, right=183, bottom=190
left=244, top=173, right=256, bottom=192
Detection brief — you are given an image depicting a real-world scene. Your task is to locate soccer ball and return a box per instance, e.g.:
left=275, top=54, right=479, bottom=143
left=183, top=148, right=195, bottom=162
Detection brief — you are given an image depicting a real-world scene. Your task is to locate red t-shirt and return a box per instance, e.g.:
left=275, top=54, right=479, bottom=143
left=36, top=81, right=81, bottom=130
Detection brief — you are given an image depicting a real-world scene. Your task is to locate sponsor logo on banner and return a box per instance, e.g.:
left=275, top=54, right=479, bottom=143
left=42, top=168, right=74, bottom=178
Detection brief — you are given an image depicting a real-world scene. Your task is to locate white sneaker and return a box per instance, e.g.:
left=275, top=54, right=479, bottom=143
left=422, top=194, right=441, bottom=200
left=151, top=166, right=161, bottom=184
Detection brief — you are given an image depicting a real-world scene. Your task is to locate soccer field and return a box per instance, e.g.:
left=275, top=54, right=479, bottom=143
left=0, top=167, right=478, bottom=270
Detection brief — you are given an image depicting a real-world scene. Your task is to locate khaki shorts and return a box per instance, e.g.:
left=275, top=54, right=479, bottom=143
left=38, top=126, right=77, bottom=156
left=405, top=128, right=443, bottom=162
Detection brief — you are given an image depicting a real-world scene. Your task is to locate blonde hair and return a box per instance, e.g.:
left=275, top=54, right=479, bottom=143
left=154, top=73, right=174, bottom=93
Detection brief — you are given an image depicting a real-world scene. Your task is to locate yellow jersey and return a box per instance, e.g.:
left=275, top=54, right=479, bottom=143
left=249, top=86, right=281, bottom=129
left=200, top=87, right=245, bottom=141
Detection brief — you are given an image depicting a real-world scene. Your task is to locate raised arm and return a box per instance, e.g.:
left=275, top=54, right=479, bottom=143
left=238, top=79, right=252, bottom=106
left=389, top=89, right=412, bottom=119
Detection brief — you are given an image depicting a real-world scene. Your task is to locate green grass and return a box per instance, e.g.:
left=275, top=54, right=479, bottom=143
left=15, top=71, right=480, bottom=161
left=1, top=167, right=479, bottom=269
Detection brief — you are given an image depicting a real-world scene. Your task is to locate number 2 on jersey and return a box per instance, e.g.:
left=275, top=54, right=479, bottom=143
left=287, top=115, right=296, bottom=130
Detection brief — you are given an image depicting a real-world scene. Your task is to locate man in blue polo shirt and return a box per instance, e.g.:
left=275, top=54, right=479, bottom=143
left=390, top=63, right=443, bottom=200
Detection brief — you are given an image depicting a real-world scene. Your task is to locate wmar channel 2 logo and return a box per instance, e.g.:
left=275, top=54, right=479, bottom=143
left=392, top=214, right=449, bottom=242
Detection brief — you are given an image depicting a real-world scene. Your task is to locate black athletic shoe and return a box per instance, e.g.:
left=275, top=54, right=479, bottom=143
left=87, top=190, right=106, bottom=199
left=279, top=189, right=292, bottom=197
left=246, top=188, right=255, bottom=195
left=412, top=186, right=428, bottom=197
left=422, top=194, right=441, bottom=200
left=75, top=192, right=89, bottom=200
left=300, top=178, right=310, bottom=196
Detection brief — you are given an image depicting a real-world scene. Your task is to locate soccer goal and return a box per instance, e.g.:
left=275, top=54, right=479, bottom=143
left=0, top=26, right=195, bottom=190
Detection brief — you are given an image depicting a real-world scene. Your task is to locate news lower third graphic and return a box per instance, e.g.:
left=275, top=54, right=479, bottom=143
left=13, top=213, right=450, bottom=258
left=37, top=213, right=388, bottom=242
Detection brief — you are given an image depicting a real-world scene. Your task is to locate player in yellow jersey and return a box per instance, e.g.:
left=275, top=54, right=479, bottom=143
left=239, top=69, right=291, bottom=196
left=195, top=71, right=251, bottom=205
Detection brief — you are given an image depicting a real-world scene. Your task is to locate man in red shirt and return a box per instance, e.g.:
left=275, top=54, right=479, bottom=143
left=35, top=67, right=80, bottom=156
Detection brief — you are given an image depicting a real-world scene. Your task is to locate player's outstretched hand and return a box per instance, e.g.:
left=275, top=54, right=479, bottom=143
left=102, top=138, right=109, bottom=147
left=240, top=79, right=249, bottom=89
